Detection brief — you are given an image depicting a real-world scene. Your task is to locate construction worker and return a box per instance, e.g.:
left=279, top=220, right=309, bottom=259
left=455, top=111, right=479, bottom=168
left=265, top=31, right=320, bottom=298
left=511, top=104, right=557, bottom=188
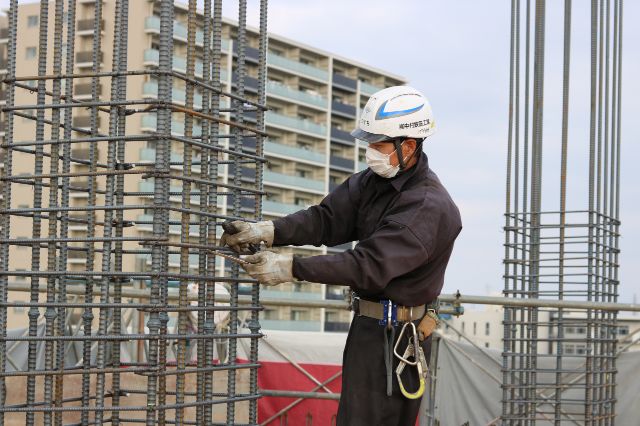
left=221, top=86, right=462, bottom=426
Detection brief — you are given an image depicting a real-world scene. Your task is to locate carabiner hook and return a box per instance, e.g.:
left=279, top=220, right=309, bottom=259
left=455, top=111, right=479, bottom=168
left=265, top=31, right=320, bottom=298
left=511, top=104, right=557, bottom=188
left=393, top=322, right=419, bottom=365
left=395, top=351, right=426, bottom=400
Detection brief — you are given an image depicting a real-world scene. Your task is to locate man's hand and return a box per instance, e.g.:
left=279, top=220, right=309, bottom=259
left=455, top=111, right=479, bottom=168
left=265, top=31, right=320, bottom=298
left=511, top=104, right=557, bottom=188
left=241, top=251, right=294, bottom=286
left=219, top=220, right=274, bottom=254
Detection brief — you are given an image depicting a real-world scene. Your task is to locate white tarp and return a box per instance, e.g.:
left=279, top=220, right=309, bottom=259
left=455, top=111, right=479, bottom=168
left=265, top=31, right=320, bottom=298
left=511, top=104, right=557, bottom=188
left=420, top=336, right=640, bottom=425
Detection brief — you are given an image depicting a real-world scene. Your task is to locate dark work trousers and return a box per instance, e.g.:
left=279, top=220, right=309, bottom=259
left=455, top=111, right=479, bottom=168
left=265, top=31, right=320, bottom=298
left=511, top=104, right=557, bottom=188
left=336, top=315, right=432, bottom=426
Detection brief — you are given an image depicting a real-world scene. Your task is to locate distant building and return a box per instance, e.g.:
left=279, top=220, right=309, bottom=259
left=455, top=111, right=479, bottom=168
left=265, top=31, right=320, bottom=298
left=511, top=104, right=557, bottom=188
left=0, top=0, right=406, bottom=332
left=441, top=302, right=640, bottom=353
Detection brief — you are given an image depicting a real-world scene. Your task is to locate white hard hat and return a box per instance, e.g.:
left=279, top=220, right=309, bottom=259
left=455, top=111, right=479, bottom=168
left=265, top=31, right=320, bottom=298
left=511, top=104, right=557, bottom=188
left=351, top=85, right=436, bottom=143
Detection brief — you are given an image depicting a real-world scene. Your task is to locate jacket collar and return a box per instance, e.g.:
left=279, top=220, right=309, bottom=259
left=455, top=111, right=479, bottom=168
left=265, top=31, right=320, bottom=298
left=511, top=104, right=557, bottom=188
left=389, top=151, right=429, bottom=192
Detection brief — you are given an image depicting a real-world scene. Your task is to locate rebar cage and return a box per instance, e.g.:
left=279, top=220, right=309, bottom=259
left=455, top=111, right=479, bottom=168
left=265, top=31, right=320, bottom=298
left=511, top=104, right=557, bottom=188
left=502, top=0, right=622, bottom=424
left=0, top=0, right=268, bottom=424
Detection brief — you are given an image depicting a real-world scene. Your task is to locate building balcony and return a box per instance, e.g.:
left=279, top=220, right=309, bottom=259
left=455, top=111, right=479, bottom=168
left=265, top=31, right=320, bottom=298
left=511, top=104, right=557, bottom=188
left=267, top=53, right=329, bottom=82
left=72, top=115, right=101, bottom=129
left=360, top=81, right=384, bottom=96
left=330, top=127, right=355, bottom=146
left=262, top=200, right=306, bottom=216
left=143, top=49, right=204, bottom=78
left=75, top=51, right=103, bottom=67
left=233, top=44, right=260, bottom=63
left=144, top=16, right=203, bottom=46
left=67, top=249, right=87, bottom=263
left=267, top=81, right=327, bottom=109
left=74, top=83, right=102, bottom=99
left=142, top=81, right=204, bottom=107
left=231, top=73, right=259, bottom=93
left=77, top=19, right=104, bottom=35
left=264, top=170, right=324, bottom=192
left=144, top=16, right=232, bottom=52
left=332, top=73, right=357, bottom=92
left=261, top=289, right=323, bottom=300
left=260, top=319, right=321, bottom=332
left=265, top=111, right=327, bottom=137
left=71, top=147, right=92, bottom=160
left=330, top=155, right=354, bottom=171
left=140, top=114, right=202, bottom=137
left=324, top=321, right=350, bottom=332
left=138, top=147, right=184, bottom=164
left=331, top=100, right=357, bottom=118
left=264, top=140, right=325, bottom=164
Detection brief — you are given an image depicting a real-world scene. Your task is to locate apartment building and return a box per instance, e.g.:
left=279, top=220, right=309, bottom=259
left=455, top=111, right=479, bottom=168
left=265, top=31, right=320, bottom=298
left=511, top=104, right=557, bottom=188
left=442, top=303, right=640, bottom=353
left=0, top=0, right=406, bottom=332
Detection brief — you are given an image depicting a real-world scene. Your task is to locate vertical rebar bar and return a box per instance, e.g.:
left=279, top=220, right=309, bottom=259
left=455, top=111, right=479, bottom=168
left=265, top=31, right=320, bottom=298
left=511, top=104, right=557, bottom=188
left=0, top=2, right=18, bottom=423
left=555, top=1, right=571, bottom=423
left=249, top=0, right=269, bottom=423
left=111, top=2, right=130, bottom=424
left=205, top=2, right=224, bottom=422
left=54, top=1, right=77, bottom=424
left=227, top=1, right=248, bottom=423
left=26, top=2, right=51, bottom=424
left=42, top=2, right=65, bottom=424
left=197, top=1, right=214, bottom=423
left=146, top=0, right=174, bottom=424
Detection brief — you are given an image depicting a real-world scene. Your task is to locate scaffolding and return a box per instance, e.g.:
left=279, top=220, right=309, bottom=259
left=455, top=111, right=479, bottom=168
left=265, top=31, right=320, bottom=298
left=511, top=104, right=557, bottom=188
left=502, top=0, right=623, bottom=424
left=0, top=0, right=268, bottom=424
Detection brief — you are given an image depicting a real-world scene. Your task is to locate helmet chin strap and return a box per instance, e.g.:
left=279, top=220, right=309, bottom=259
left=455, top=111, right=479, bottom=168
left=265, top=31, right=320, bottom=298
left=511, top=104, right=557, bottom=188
left=393, top=138, right=423, bottom=173
left=393, top=139, right=407, bottom=170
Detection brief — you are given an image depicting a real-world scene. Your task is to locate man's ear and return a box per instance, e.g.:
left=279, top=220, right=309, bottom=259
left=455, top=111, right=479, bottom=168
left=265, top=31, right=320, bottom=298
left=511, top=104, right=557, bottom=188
left=403, top=138, right=417, bottom=155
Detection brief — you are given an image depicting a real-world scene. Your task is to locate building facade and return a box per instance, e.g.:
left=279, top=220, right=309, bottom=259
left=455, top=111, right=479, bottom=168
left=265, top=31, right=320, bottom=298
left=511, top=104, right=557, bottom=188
left=0, top=0, right=406, bottom=332
left=441, top=303, right=640, bottom=353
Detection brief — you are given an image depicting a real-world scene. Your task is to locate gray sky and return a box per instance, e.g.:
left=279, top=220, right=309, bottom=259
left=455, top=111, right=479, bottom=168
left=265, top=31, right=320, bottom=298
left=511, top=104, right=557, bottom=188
left=2, top=1, right=639, bottom=303
left=241, top=0, right=640, bottom=304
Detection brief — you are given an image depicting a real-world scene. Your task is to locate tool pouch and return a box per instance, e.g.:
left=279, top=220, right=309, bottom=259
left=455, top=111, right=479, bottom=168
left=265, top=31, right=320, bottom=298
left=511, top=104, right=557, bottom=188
left=417, top=313, right=438, bottom=342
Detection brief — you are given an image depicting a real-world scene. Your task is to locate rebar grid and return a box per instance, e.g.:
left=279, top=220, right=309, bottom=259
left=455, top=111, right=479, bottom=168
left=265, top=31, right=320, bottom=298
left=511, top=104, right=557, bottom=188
left=502, top=0, right=622, bottom=424
left=0, top=0, right=268, bottom=424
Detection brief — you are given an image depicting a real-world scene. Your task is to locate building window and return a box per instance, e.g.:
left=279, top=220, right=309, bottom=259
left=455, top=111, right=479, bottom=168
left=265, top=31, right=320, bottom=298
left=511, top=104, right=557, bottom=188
left=263, top=309, right=277, bottom=320
left=291, top=309, right=308, bottom=321
left=485, top=322, right=490, bottom=336
left=26, top=47, right=37, bottom=59
left=27, top=15, right=39, bottom=27
left=565, top=345, right=575, bottom=355
left=295, top=169, right=309, bottom=178
left=576, top=346, right=586, bottom=355
left=296, top=141, right=312, bottom=150
left=461, top=322, right=465, bottom=333
left=473, top=322, right=477, bottom=336
left=484, top=342, right=489, bottom=348
left=618, top=326, right=629, bottom=336
left=325, top=310, right=338, bottom=322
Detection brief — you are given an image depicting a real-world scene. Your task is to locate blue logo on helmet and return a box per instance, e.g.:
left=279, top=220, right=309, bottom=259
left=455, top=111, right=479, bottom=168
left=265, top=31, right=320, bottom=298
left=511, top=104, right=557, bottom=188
left=375, top=101, right=425, bottom=121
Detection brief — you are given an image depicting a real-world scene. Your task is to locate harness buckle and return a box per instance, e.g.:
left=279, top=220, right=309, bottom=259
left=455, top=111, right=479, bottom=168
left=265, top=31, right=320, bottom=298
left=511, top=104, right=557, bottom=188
left=379, top=299, right=398, bottom=328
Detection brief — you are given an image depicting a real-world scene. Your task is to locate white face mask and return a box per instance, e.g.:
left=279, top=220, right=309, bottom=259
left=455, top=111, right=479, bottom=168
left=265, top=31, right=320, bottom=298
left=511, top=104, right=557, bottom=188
left=365, top=143, right=409, bottom=178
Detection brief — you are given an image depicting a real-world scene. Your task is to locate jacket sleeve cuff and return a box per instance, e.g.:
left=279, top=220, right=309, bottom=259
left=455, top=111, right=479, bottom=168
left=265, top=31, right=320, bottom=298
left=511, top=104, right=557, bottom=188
left=271, top=217, right=289, bottom=246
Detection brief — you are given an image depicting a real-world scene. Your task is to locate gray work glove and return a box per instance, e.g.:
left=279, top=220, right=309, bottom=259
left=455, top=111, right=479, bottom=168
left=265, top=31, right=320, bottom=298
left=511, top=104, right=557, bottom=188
left=241, top=251, right=294, bottom=286
left=219, top=220, right=274, bottom=254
